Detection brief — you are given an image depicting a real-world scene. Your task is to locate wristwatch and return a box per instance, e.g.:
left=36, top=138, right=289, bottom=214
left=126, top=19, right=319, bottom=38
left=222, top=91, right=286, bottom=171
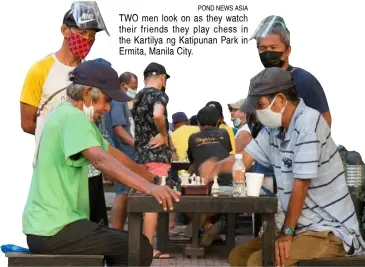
left=153, top=175, right=160, bottom=185
left=281, top=226, right=295, bottom=236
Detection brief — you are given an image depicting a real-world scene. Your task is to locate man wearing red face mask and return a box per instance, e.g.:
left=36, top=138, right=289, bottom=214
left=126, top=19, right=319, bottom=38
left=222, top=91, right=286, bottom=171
left=20, top=1, right=109, bottom=143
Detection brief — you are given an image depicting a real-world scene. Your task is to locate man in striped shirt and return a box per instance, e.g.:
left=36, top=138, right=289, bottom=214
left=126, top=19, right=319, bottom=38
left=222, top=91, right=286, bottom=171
left=200, top=67, right=365, bottom=266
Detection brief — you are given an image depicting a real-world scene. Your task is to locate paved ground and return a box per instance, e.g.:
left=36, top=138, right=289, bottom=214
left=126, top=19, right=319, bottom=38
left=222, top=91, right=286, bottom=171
left=105, top=191, right=252, bottom=266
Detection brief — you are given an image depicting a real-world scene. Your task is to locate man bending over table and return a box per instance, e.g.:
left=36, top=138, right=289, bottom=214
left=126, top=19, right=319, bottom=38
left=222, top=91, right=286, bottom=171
left=22, top=60, right=180, bottom=267
left=200, top=67, right=365, bottom=266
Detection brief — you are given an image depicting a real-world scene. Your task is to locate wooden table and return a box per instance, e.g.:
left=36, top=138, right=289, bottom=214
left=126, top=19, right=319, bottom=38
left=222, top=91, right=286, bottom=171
left=127, top=192, right=277, bottom=266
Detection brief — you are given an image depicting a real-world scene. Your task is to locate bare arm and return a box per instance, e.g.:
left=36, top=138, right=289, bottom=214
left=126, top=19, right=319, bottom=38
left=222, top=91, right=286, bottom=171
left=20, top=102, right=37, bottom=135
left=153, top=103, right=167, bottom=137
left=108, top=145, right=154, bottom=183
left=82, top=146, right=152, bottom=193
left=114, top=126, right=134, bottom=146
left=321, top=112, right=332, bottom=128
left=235, top=131, right=252, bottom=153
left=282, top=178, right=310, bottom=230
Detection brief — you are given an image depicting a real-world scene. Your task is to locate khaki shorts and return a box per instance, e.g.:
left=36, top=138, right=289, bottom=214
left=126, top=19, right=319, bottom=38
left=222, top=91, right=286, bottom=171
left=229, top=231, right=346, bottom=266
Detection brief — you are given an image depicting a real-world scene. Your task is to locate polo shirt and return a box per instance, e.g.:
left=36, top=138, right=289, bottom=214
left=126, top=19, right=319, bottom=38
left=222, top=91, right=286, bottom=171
left=245, top=99, right=365, bottom=254
left=171, top=125, right=200, bottom=161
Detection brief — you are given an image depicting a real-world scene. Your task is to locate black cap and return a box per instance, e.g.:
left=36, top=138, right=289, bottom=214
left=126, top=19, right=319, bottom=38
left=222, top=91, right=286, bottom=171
left=205, top=101, right=223, bottom=116
left=143, top=62, right=170, bottom=79
left=189, top=115, right=198, bottom=126
left=240, top=67, right=294, bottom=112
left=197, top=106, right=220, bottom=127
left=69, top=60, right=130, bottom=102
left=62, top=8, right=102, bottom=32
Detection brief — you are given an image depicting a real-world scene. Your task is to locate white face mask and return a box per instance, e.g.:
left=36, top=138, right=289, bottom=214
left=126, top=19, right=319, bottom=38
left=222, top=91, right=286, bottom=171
left=126, top=88, right=137, bottom=99
left=83, top=101, right=94, bottom=122
left=256, top=95, right=287, bottom=128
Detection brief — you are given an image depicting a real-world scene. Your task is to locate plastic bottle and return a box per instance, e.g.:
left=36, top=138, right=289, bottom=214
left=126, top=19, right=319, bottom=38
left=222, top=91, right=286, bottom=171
left=232, top=154, right=246, bottom=197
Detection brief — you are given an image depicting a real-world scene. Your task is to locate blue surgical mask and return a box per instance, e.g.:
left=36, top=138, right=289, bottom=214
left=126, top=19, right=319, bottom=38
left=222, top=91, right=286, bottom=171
left=233, top=118, right=241, bottom=127
left=126, top=88, right=137, bottom=99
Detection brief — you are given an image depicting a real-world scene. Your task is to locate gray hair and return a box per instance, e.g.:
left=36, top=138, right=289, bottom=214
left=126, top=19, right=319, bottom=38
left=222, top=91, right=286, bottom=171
left=256, top=24, right=290, bottom=48
left=66, top=83, right=102, bottom=101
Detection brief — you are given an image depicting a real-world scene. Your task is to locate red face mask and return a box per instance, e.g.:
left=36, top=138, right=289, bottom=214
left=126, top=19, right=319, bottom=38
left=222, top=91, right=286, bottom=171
left=67, top=33, right=94, bottom=59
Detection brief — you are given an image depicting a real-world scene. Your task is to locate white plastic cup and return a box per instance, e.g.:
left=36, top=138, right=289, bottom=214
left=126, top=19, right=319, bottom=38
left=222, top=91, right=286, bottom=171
left=245, top=173, right=264, bottom=196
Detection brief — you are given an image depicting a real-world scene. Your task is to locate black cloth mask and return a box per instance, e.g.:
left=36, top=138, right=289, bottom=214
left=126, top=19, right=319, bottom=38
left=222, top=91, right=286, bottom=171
left=259, top=51, right=285, bottom=68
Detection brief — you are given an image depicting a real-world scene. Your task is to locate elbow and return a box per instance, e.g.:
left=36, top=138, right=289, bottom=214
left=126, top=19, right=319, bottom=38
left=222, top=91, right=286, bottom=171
left=21, top=121, right=35, bottom=134
left=153, top=113, right=164, bottom=121
left=90, top=152, right=108, bottom=171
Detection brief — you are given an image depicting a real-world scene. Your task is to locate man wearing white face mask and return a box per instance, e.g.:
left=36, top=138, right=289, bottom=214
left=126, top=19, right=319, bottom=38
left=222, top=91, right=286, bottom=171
left=200, top=67, right=365, bottom=266
left=104, top=71, right=138, bottom=231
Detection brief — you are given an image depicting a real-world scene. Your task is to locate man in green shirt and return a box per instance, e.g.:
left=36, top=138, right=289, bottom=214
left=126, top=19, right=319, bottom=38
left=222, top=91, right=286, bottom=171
left=22, top=60, right=180, bottom=266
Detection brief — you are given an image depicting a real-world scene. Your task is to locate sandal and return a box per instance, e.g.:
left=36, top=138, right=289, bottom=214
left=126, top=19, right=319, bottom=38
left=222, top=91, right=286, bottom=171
left=153, top=252, right=175, bottom=259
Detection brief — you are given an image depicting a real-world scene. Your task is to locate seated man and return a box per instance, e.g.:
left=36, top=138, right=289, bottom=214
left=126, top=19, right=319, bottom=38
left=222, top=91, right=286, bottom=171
left=200, top=67, right=365, bottom=266
left=186, top=106, right=232, bottom=247
left=22, top=60, right=180, bottom=267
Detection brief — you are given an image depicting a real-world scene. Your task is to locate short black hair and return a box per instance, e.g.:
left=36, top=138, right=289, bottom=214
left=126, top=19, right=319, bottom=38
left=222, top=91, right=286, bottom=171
left=119, top=72, right=138, bottom=85
left=189, top=115, right=198, bottom=126
left=197, top=106, right=220, bottom=127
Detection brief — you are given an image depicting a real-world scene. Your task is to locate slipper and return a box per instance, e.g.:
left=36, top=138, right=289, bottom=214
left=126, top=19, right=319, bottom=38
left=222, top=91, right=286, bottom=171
left=153, top=252, right=175, bottom=259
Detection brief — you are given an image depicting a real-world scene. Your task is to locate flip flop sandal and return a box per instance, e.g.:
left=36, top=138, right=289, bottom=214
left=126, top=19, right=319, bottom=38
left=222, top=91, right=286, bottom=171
left=153, top=252, right=176, bottom=259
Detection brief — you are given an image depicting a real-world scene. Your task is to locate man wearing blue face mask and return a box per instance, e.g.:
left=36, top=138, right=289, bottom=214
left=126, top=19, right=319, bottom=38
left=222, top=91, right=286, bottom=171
left=104, top=71, right=137, bottom=231
left=200, top=67, right=365, bottom=266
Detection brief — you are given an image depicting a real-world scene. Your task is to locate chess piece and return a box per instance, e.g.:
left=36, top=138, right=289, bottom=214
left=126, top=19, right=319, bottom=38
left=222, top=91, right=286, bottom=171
left=161, top=176, right=166, bottom=186
left=196, top=176, right=201, bottom=185
left=212, top=175, right=220, bottom=197
left=202, top=178, right=205, bottom=185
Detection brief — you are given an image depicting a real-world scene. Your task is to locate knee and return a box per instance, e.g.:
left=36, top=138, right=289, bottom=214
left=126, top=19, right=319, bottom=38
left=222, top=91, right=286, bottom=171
left=246, top=251, right=261, bottom=267
left=140, top=234, right=153, bottom=266
left=229, top=247, right=244, bottom=266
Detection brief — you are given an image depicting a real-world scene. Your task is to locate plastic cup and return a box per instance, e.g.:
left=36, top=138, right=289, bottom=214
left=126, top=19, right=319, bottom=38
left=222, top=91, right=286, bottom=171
left=245, top=173, right=264, bottom=196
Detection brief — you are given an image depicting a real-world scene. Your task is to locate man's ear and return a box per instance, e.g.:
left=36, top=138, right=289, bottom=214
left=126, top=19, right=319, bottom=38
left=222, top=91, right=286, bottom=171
left=82, top=86, right=93, bottom=101
left=61, top=24, right=71, bottom=38
left=276, top=93, right=287, bottom=104
left=284, top=46, right=291, bottom=59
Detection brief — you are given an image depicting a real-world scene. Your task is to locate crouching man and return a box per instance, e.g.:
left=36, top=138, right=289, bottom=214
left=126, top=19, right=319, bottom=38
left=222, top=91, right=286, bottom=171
left=200, top=67, right=365, bottom=266
left=22, top=60, right=180, bottom=266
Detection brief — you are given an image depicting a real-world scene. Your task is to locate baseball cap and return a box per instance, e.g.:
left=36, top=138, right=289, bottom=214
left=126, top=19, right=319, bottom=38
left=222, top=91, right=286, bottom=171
left=205, top=101, right=223, bottom=116
left=240, top=67, right=294, bottom=112
left=172, top=112, right=189, bottom=124
left=228, top=99, right=245, bottom=110
left=63, top=1, right=109, bottom=35
left=143, top=62, right=170, bottom=79
left=69, top=60, right=130, bottom=102
left=197, top=106, right=220, bottom=126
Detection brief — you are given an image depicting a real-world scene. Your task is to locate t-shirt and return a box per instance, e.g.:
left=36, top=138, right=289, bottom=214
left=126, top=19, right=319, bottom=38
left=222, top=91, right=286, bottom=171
left=188, top=128, right=232, bottom=185
left=104, top=101, right=135, bottom=160
left=235, top=123, right=251, bottom=138
left=20, top=54, right=75, bottom=145
left=132, top=87, right=172, bottom=164
left=219, top=123, right=236, bottom=155
left=288, top=65, right=330, bottom=113
left=22, top=101, right=109, bottom=236
left=171, top=125, right=200, bottom=161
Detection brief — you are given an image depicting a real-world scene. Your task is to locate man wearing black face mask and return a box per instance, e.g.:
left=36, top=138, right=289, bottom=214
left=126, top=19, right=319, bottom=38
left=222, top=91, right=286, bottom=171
left=251, top=15, right=332, bottom=127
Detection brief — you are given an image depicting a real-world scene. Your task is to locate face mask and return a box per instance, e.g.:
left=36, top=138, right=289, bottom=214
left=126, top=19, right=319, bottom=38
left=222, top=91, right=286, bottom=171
left=83, top=101, right=94, bottom=121
left=259, top=51, right=285, bottom=68
left=67, top=32, right=94, bottom=59
left=256, top=95, right=287, bottom=128
left=126, top=88, right=137, bottom=99
left=233, top=118, right=241, bottom=127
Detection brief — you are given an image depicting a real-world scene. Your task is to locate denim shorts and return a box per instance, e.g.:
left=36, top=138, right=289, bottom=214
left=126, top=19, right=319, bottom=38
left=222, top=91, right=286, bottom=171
left=114, top=182, right=131, bottom=195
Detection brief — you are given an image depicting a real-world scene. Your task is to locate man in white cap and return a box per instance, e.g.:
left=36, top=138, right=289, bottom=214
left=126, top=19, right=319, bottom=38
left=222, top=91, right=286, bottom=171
left=228, top=99, right=252, bottom=152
